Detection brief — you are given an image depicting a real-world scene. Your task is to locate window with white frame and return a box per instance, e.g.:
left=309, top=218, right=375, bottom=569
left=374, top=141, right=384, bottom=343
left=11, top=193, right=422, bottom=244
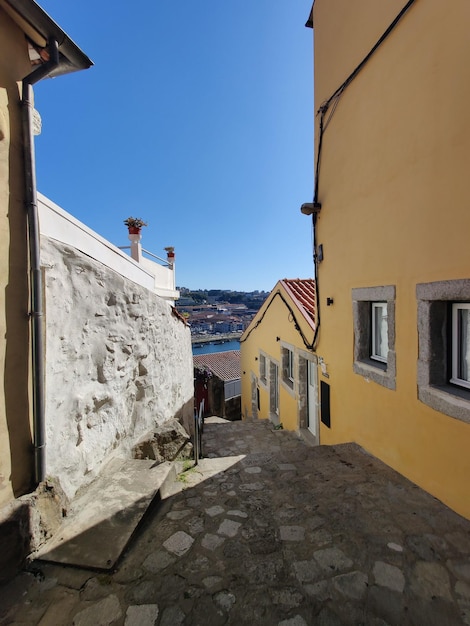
left=352, top=286, right=396, bottom=390
left=259, top=353, right=267, bottom=384
left=371, top=302, right=388, bottom=363
left=288, top=350, right=294, bottom=381
left=281, top=346, right=295, bottom=389
left=417, top=280, right=470, bottom=424
left=270, top=361, right=279, bottom=415
left=451, top=303, right=470, bottom=390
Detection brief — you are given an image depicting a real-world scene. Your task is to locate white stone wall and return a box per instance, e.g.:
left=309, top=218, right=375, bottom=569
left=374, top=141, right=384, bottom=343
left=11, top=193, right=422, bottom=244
left=41, top=236, right=194, bottom=499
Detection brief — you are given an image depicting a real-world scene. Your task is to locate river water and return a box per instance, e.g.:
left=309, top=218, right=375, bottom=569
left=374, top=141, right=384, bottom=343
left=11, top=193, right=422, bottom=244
left=192, top=339, right=240, bottom=355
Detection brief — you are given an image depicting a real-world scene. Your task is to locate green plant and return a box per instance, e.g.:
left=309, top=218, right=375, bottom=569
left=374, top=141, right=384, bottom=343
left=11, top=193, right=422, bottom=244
left=124, top=217, right=147, bottom=228
left=182, top=459, right=194, bottom=472
left=177, top=460, right=197, bottom=484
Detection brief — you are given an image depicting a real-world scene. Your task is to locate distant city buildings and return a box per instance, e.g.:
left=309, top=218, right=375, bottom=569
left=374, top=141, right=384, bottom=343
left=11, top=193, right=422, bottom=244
left=177, top=290, right=268, bottom=340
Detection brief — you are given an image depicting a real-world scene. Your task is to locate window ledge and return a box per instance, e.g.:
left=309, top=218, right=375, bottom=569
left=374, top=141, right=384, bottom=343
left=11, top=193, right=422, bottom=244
left=281, top=378, right=295, bottom=396
left=418, top=383, right=470, bottom=424
left=353, top=354, right=396, bottom=390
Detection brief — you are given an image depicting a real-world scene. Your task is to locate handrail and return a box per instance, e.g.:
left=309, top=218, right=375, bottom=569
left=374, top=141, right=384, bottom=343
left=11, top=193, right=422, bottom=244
left=118, top=245, right=171, bottom=267
left=194, top=399, right=204, bottom=464
left=142, top=248, right=169, bottom=265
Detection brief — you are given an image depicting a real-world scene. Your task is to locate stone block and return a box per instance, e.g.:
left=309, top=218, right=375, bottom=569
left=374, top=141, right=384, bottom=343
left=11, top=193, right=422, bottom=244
left=72, top=595, right=122, bottom=626
left=124, top=604, right=158, bottom=626
left=162, top=531, right=194, bottom=556
left=372, top=561, right=405, bottom=593
left=133, top=418, right=192, bottom=462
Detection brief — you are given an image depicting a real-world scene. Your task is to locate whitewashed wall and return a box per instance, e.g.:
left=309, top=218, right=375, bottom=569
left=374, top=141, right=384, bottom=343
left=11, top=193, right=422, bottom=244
left=41, top=236, right=193, bottom=499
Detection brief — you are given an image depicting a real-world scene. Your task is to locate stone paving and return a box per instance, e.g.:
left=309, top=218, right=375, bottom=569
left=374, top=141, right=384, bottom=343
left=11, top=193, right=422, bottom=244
left=1, top=417, right=470, bottom=625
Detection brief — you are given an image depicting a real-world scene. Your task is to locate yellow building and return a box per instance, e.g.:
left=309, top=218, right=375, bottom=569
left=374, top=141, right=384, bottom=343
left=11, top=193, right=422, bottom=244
left=306, top=0, right=470, bottom=518
left=0, top=0, right=91, bottom=578
left=240, top=279, right=318, bottom=440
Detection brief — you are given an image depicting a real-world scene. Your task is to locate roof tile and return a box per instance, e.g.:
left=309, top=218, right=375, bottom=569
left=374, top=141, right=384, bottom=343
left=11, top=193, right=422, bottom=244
left=281, top=278, right=316, bottom=327
left=193, top=350, right=241, bottom=381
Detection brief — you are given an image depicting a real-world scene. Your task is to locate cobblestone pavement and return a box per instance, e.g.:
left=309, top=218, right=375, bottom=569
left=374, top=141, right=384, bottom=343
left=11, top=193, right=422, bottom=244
left=1, top=417, right=470, bottom=625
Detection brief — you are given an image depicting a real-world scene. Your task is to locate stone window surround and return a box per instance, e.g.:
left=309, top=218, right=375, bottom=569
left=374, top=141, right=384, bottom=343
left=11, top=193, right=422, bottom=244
left=298, top=350, right=319, bottom=433
left=269, top=359, right=280, bottom=417
left=352, top=285, right=396, bottom=390
left=417, top=279, right=470, bottom=424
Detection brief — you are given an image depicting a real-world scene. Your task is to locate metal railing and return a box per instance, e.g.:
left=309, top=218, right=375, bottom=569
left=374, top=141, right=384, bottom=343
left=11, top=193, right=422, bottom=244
left=118, top=246, right=172, bottom=267
left=194, top=399, right=204, bottom=464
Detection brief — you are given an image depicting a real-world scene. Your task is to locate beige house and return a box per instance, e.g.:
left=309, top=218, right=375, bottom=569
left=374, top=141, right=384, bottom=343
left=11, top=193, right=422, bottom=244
left=0, top=0, right=91, bottom=579
left=306, top=0, right=470, bottom=519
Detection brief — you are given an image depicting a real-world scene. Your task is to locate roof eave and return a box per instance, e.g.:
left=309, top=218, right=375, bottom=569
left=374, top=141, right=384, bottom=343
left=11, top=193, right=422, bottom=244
left=2, top=0, right=93, bottom=76
left=280, top=279, right=316, bottom=332
left=305, top=3, right=314, bottom=29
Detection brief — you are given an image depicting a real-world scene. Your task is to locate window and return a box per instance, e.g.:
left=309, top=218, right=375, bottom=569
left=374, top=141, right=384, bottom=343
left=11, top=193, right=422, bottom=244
left=417, top=279, right=470, bottom=424
left=352, top=285, right=396, bottom=390
left=287, top=350, right=294, bottom=380
left=371, top=302, right=388, bottom=363
left=270, top=361, right=279, bottom=415
left=259, top=353, right=267, bottom=384
left=451, top=303, right=470, bottom=389
left=281, top=346, right=295, bottom=390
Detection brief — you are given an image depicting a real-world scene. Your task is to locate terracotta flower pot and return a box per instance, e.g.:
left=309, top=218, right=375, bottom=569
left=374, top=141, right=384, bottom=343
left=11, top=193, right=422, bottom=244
left=128, top=227, right=141, bottom=235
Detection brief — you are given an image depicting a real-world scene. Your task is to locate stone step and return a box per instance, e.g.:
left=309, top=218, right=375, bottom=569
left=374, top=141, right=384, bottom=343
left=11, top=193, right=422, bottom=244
left=34, top=458, right=177, bottom=570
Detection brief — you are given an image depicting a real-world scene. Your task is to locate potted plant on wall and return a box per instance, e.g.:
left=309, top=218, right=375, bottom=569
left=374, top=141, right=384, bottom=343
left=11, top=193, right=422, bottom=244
left=165, top=246, right=175, bottom=264
left=124, top=217, right=147, bottom=235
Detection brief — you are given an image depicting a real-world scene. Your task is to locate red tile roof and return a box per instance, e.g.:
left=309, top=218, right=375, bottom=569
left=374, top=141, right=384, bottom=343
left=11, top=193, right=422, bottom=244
left=193, top=350, right=241, bottom=381
left=281, top=278, right=316, bottom=329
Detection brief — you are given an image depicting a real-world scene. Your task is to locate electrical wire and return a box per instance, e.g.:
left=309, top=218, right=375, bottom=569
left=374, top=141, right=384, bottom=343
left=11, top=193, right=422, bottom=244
left=319, top=0, right=417, bottom=118
left=314, top=0, right=417, bottom=202
left=310, top=0, right=417, bottom=351
left=240, top=290, right=315, bottom=352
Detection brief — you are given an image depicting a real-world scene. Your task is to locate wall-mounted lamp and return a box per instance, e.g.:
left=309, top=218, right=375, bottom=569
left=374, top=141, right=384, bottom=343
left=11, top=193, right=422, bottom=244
left=319, top=356, right=329, bottom=378
left=276, top=336, right=280, bottom=342
left=326, top=297, right=334, bottom=306
left=300, top=202, right=322, bottom=216
left=255, top=357, right=258, bottom=361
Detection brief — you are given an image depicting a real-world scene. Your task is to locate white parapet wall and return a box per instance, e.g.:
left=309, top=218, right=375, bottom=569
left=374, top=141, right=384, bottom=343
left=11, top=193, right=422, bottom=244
left=40, top=207, right=193, bottom=500
left=38, top=193, right=179, bottom=301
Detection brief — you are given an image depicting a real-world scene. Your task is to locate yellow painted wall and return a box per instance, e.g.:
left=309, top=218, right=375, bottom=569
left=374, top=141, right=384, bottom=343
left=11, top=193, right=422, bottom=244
left=0, top=9, right=34, bottom=506
left=312, top=0, right=470, bottom=518
left=240, top=282, right=315, bottom=432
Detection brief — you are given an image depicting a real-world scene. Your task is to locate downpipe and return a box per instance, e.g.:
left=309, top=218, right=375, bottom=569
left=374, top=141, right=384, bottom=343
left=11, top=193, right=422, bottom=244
left=22, top=39, right=59, bottom=485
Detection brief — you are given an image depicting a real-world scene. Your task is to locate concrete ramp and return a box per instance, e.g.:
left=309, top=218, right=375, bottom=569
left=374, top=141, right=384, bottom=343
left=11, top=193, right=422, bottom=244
left=35, top=458, right=177, bottom=570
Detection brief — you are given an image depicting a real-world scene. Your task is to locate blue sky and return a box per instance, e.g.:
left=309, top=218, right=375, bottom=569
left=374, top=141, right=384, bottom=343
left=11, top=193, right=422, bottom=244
left=35, top=1, right=314, bottom=292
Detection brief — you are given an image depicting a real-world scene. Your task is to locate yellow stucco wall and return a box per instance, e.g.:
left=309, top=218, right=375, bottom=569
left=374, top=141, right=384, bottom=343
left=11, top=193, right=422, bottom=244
left=240, top=282, right=316, bottom=433
left=0, top=9, right=34, bottom=506
left=312, top=0, right=470, bottom=518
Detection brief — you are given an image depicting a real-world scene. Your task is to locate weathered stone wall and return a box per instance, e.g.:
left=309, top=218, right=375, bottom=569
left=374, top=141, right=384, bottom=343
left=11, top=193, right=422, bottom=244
left=41, top=236, right=194, bottom=499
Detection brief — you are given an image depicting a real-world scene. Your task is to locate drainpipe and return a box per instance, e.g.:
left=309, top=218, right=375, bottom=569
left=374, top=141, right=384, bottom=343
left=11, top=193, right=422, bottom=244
left=22, top=39, right=60, bottom=485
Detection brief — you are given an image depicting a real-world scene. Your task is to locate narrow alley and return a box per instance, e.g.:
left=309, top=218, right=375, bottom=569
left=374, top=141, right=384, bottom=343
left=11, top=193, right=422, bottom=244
left=1, top=417, right=470, bottom=625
